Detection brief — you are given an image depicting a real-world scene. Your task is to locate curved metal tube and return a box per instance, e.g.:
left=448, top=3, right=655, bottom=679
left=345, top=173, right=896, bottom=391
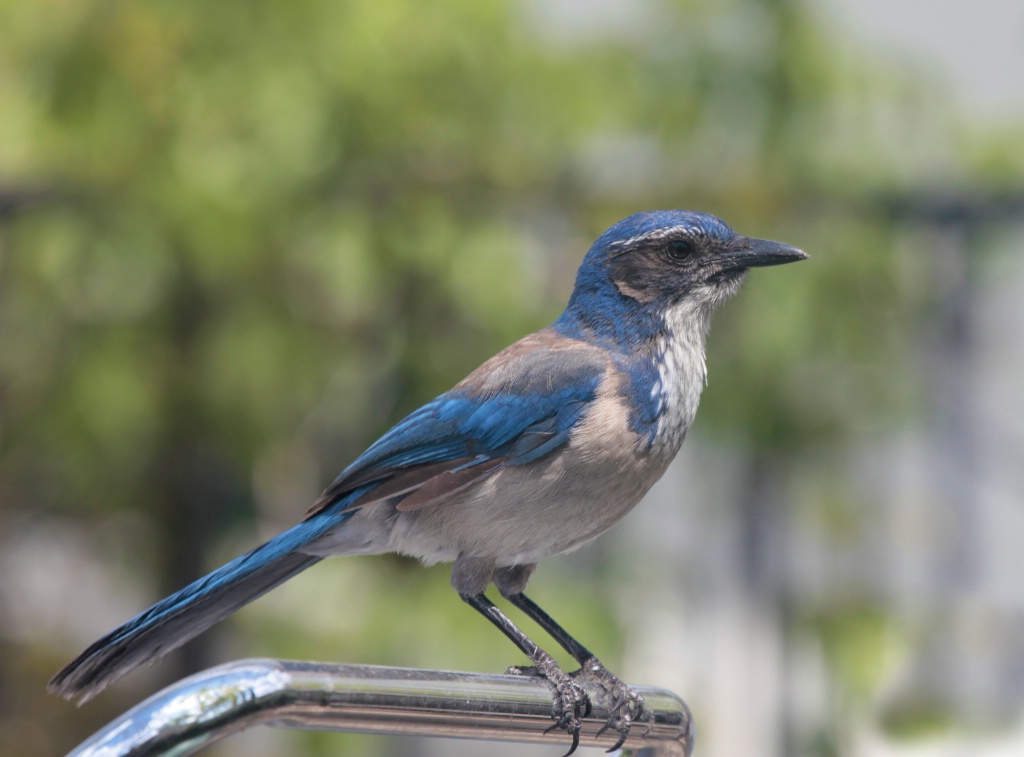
left=67, top=658, right=694, bottom=756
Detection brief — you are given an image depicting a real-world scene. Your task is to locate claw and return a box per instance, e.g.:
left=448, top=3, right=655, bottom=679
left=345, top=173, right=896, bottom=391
left=595, top=716, right=629, bottom=752
left=509, top=655, right=589, bottom=755
left=561, top=729, right=581, bottom=757
left=605, top=730, right=628, bottom=753
left=570, top=657, right=645, bottom=751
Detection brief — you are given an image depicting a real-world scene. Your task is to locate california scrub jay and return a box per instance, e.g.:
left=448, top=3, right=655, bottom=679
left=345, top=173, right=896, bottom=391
left=50, top=210, right=806, bottom=752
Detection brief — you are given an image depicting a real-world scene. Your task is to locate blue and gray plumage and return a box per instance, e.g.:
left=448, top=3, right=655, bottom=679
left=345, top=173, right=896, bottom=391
left=50, top=210, right=806, bottom=751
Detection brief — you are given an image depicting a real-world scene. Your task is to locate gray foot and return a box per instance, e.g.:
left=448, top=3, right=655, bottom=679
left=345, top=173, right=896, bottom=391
left=507, top=656, right=589, bottom=755
left=572, top=657, right=645, bottom=752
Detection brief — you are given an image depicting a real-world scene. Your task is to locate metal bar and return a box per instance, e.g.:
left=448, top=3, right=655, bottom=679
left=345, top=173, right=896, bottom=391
left=67, top=658, right=694, bottom=756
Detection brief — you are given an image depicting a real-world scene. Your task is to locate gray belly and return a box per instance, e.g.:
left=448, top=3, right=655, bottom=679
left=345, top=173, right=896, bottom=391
left=302, top=371, right=693, bottom=567
left=395, top=444, right=666, bottom=565
left=303, top=439, right=668, bottom=567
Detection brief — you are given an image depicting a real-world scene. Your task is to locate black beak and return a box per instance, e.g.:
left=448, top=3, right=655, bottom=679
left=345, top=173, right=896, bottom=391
left=720, top=236, right=808, bottom=270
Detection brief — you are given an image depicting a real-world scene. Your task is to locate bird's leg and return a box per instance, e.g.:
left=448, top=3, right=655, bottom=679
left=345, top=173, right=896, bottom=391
left=502, top=590, right=646, bottom=752
left=461, top=593, right=587, bottom=755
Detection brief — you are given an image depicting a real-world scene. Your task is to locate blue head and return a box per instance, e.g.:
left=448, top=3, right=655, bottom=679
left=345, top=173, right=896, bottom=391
left=555, top=210, right=806, bottom=349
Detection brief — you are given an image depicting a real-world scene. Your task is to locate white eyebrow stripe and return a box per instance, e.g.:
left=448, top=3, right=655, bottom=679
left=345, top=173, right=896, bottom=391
left=607, top=225, right=695, bottom=248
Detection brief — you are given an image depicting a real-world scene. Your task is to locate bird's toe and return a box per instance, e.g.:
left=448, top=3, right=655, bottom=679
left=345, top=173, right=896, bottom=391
left=572, top=657, right=647, bottom=751
left=507, top=655, right=590, bottom=755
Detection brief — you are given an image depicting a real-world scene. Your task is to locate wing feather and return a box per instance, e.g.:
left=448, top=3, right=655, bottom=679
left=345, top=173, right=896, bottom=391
left=306, top=332, right=607, bottom=519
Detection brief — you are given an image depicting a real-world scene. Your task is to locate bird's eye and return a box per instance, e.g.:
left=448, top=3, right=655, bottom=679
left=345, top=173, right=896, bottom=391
left=664, top=239, right=694, bottom=262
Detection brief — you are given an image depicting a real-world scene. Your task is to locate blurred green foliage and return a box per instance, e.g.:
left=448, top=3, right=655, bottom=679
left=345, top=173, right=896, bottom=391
left=0, top=1, right=995, bottom=756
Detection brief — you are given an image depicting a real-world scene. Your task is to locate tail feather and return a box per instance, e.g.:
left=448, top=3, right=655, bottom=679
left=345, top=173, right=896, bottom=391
left=48, top=515, right=343, bottom=703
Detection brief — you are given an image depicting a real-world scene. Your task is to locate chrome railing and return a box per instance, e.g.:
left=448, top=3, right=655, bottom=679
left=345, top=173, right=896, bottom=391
left=66, top=658, right=694, bottom=756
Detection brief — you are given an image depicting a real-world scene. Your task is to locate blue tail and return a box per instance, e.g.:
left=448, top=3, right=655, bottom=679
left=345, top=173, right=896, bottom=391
left=49, top=512, right=350, bottom=702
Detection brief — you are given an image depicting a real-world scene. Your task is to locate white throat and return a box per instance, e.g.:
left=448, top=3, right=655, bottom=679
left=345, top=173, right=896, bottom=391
left=650, top=299, right=710, bottom=456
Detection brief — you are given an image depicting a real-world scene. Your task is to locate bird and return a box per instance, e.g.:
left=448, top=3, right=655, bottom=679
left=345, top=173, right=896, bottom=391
left=49, top=210, right=806, bottom=753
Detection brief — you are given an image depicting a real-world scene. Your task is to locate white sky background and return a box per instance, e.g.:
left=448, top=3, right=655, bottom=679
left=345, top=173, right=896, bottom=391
left=536, top=0, right=1024, bottom=125
left=816, top=0, right=1024, bottom=124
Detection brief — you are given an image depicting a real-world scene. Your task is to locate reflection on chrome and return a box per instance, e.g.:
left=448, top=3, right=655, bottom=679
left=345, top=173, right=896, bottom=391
left=67, top=658, right=694, bottom=757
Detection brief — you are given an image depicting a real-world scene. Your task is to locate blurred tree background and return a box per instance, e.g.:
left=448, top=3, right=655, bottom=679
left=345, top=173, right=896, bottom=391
left=1, top=0, right=1022, bottom=756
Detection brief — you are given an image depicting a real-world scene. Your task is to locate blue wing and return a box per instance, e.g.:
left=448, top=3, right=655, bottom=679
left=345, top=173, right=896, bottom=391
left=307, top=334, right=606, bottom=516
